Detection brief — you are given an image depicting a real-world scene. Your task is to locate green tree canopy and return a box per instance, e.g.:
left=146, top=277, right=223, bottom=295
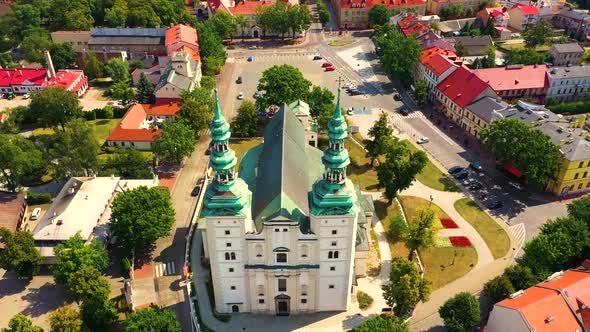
left=382, top=258, right=431, bottom=317
left=304, top=86, right=335, bottom=132
left=51, top=234, right=109, bottom=285
left=153, top=121, right=195, bottom=164
left=104, top=148, right=153, bottom=179
left=111, top=80, right=136, bottom=104
left=504, top=265, right=538, bottom=291
left=46, top=43, right=76, bottom=70
left=177, top=98, right=213, bottom=137
left=368, top=4, right=391, bottom=26
left=483, top=275, right=515, bottom=303
left=567, top=196, right=590, bottom=226
left=68, top=265, right=111, bottom=303
left=83, top=52, right=103, bottom=80
left=49, top=119, right=99, bottom=180
left=209, top=11, right=237, bottom=40
left=365, top=112, right=393, bottom=166
left=505, top=49, right=547, bottom=65
left=80, top=298, right=118, bottom=331
left=0, top=134, right=48, bottom=192
left=136, top=73, right=155, bottom=104
left=110, top=186, right=176, bottom=252
left=105, top=58, right=131, bottom=83
left=195, top=21, right=226, bottom=75
left=2, top=314, right=43, bottom=332
left=352, top=315, right=409, bottom=332
left=22, top=32, right=52, bottom=64
left=405, top=206, right=437, bottom=260
left=231, top=100, right=258, bottom=137
left=414, top=79, right=428, bottom=104
left=372, top=25, right=421, bottom=82
left=438, top=292, right=480, bottom=332
left=29, top=86, right=83, bottom=131
left=0, top=227, right=43, bottom=278
left=523, top=20, right=553, bottom=49
left=49, top=306, right=83, bottom=332
left=124, top=306, right=182, bottom=332
left=256, top=64, right=311, bottom=112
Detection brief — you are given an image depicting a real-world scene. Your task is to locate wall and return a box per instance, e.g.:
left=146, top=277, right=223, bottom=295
left=106, top=140, right=153, bottom=150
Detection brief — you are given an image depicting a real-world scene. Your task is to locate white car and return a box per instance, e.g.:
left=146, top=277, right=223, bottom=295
left=346, top=108, right=354, bottom=115
left=237, top=92, right=244, bottom=100
left=248, top=45, right=257, bottom=50
left=22, top=93, right=31, bottom=99
left=509, top=181, right=523, bottom=191
left=30, top=208, right=41, bottom=220
left=416, top=137, right=430, bottom=144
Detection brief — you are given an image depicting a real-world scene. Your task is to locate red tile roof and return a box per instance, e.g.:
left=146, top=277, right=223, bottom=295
left=0, top=68, right=47, bottom=86
left=420, top=48, right=457, bottom=76
left=107, top=103, right=179, bottom=142
left=119, top=104, right=147, bottom=129
left=397, top=14, right=430, bottom=37
left=339, top=0, right=425, bottom=10
left=207, top=0, right=231, bottom=14
left=485, top=7, right=510, bottom=19
left=144, top=102, right=181, bottom=116
left=437, top=67, right=490, bottom=108
left=511, top=3, right=540, bottom=15
left=165, top=24, right=199, bottom=50
left=0, top=191, right=25, bottom=233
left=474, top=65, right=547, bottom=93
left=229, top=0, right=269, bottom=14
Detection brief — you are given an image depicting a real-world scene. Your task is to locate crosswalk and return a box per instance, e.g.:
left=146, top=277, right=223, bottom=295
left=509, top=223, right=526, bottom=252
left=154, top=261, right=177, bottom=278
left=390, top=110, right=426, bottom=123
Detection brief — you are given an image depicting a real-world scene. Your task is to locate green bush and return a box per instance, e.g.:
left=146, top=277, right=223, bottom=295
left=482, top=275, right=515, bottom=303
left=96, top=106, right=114, bottom=119
left=357, top=290, right=374, bottom=310
left=25, top=191, right=52, bottom=205
left=439, top=292, right=480, bottom=332
left=121, top=257, right=132, bottom=278
left=388, top=214, right=408, bottom=241
left=84, top=109, right=97, bottom=120
left=547, top=101, right=590, bottom=115
left=113, top=107, right=128, bottom=118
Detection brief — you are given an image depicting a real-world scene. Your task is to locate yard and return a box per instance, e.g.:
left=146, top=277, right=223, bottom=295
left=454, top=198, right=510, bottom=259
left=32, top=118, right=121, bottom=145
left=496, top=42, right=550, bottom=52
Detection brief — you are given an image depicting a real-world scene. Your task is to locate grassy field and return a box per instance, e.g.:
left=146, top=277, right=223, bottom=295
left=374, top=198, right=410, bottom=259
left=231, top=138, right=263, bottom=169
left=402, top=141, right=459, bottom=192
left=32, top=119, right=121, bottom=145
left=496, top=42, right=550, bottom=52
left=454, top=198, right=511, bottom=259
left=398, top=195, right=477, bottom=290
left=345, top=137, right=380, bottom=191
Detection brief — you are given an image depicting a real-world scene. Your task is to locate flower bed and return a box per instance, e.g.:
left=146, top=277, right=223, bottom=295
left=449, top=236, right=472, bottom=247
left=435, top=236, right=452, bottom=248
left=440, top=218, right=458, bottom=229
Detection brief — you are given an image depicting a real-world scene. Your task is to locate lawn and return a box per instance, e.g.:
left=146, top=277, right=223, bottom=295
left=329, top=40, right=354, bottom=47
left=398, top=195, right=478, bottom=290
left=402, top=141, right=459, bottom=192
left=345, top=137, right=380, bottom=191
left=374, top=198, right=410, bottom=260
left=32, top=119, right=121, bottom=145
left=231, top=138, right=263, bottom=169
left=454, top=198, right=511, bottom=259
left=496, top=42, right=550, bottom=52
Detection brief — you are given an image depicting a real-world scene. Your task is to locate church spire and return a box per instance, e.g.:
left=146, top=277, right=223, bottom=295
left=209, top=89, right=237, bottom=187
left=321, top=86, right=350, bottom=184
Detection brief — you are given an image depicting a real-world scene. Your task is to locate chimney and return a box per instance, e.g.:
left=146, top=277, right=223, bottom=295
left=44, top=50, right=56, bottom=79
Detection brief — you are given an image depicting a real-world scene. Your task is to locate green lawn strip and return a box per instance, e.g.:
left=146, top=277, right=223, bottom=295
left=32, top=118, right=121, bottom=145
left=230, top=138, right=263, bottom=169
left=329, top=40, right=354, bottom=47
left=401, top=140, right=459, bottom=192
left=345, top=137, right=380, bottom=191
left=374, top=198, right=409, bottom=259
left=398, top=195, right=477, bottom=290
left=454, top=198, right=511, bottom=259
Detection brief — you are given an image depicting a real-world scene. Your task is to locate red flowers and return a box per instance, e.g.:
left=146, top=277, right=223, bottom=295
left=449, top=236, right=472, bottom=247
left=440, top=219, right=458, bottom=229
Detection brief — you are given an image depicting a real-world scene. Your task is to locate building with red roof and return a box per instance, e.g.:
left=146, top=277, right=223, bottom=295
left=477, top=7, right=510, bottom=28
left=486, top=268, right=590, bottom=332
left=0, top=68, right=88, bottom=97
left=0, top=191, right=26, bottom=245
left=474, top=64, right=547, bottom=102
left=434, top=66, right=496, bottom=124
left=417, top=47, right=459, bottom=101
left=397, top=14, right=431, bottom=37
left=508, top=3, right=541, bottom=31
left=206, top=0, right=286, bottom=38
left=330, top=0, right=426, bottom=29
left=106, top=102, right=181, bottom=150
left=165, top=24, right=200, bottom=61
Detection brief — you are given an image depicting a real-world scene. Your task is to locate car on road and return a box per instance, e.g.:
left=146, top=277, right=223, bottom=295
left=393, top=93, right=401, bottom=101
left=346, top=108, right=354, bottom=115
left=448, top=165, right=464, bottom=174
left=462, top=178, right=476, bottom=186
left=469, top=182, right=483, bottom=191
left=313, top=55, right=323, bottom=60
left=22, top=93, right=31, bottom=99
left=6, top=92, right=14, bottom=100
left=247, top=56, right=253, bottom=62
left=453, top=170, right=469, bottom=180
left=486, top=200, right=503, bottom=210
left=509, top=181, right=523, bottom=191
left=191, top=185, right=201, bottom=197
left=325, top=66, right=336, bottom=71
left=469, top=162, right=483, bottom=172
left=322, top=62, right=333, bottom=68
left=236, top=76, right=242, bottom=84
left=343, top=83, right=352, bottom=89
left=349, top=89, right=362, bottom=95
left=248, top=45, right=257, bottom=50
left=237, top=92, right=244, bottom=100
left=197, top=178, right=205, bottom=185
left=399, top=107, right=410, bottom=116
left=416, top=137, right=430, bottom=144
left=253, top=91, right=261, bottom=99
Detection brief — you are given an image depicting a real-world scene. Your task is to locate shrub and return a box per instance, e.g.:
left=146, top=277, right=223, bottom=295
left=388, top=213, right=408, bottom=241
left=482, top=275, right=515, bottom=303
left=113, top=106, right=127, bottom=118
left=357, top=290, right=374, bottom=310
left=547, top=101, right=590, bottom=115
left=439, top=292, right=480, bottom=332
left=25, top=191, right=52, bottom=205
left=121, top=257, right=132, bottom=278
left=84, top=109, right=97, bottom=120
left=95, top=106, right=114, bottom=119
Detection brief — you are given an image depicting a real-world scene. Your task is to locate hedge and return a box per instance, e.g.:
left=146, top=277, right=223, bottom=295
left=25, top=191, right=52, bottom=205
left=547, top=101, right=590, bottom=115
left=84, top=106, right=126, bottom=121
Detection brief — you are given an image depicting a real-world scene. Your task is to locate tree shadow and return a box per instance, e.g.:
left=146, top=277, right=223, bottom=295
left=0, top=277, right=28, bottom=297
left=20, top=282, right=70, bottom=318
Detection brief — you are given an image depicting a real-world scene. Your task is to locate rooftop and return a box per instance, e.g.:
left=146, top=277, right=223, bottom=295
left=90, top=28, right=166, bottom=37
left=0, top=191, right=25, bottom=233
left=547, top=65, right=590, bottom=80
left=466, top=96, right=511, bottom=123
left=422, top=51, right=458, bottom=77
left=339, top=0, right=426, bottom=10
left=437, top=66, right=491, bottom=108
left=511, top=3, right=540, bottom=15
left=229, top=0, right=270, bottom=14
left=550, top=42, right=584, bottom=53
left=165, top=24, right=198, bottom=49
left=475, top=65, right=547, bottom=92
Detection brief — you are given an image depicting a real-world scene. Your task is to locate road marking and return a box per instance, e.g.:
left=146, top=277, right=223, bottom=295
left=390, top=110, right=425, bottom=123
left=154, top=261, right=177, bottom=278
left=509, top=223, right=526, bottom=252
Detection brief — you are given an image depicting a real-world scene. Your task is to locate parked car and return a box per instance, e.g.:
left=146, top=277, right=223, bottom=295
left=30, top=208, right=41, bottom=220
left=253, top=91, right=261, bottom=99
left=399, top=108, right=410, bottom=116
left=347, top=85, right=357, bottom=92
left=486, top=200, right=503, bottom=209
left=469, top=182, right=483, bottom=191
left=393, top=94, right=401, bottom=101
left=346, top=108, right=354, bottom=115
left=6, top=92, right=15, bottom=100
left=236, top=76, right=242, bottom=84
left=22, top=93, right=30, bottom=99
left=191, top=185, right=201, bottom=197
left=453, top=170, right=469, bottom=180
left=322, top=62, right=333, bottom=68
left=462, top=178, right=476, bottom=186
left=416, top=137, right=430, bottom=144
left=349, top=89, right=362, bottom=95
left=248, top=45, right=257, bottom=50
left=237, top=92, right=244, bottom=100
left=313, top=55, right=323, bottom=60
left=247, top=56, right=253, bottom=62
left=325, top=66, right=336, bottom=71
left=469, top=162, right=483, bottom=172
left=509, top=181, right=523, bottom=191
left=448, top=165, right=463, bottom=174
left=342, top=83, right=352, bottom=89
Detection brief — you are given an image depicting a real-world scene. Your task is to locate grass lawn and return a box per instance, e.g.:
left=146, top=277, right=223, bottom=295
left=346, top=137, right=380, bottom=191
left=398, top=195, right=477, bottom=290
left=402, top=141, right=459, bottom=192
left=454, top=198, right=510, bottom=259
left=496, top=42, right=550, bottom=52
left=329, top=40, right=354, bottom=47
left=231, top=138, right=263, bottom=169
left=374, top=198, right=409, bottom=259
left=32, top=119, right=121, bottom=145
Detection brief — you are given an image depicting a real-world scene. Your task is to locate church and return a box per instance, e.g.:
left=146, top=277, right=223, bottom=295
left=198, top=89, right=374, bottom=315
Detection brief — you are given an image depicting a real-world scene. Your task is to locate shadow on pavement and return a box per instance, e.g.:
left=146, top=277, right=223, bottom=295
left=20, top=282, right=70, bottom=318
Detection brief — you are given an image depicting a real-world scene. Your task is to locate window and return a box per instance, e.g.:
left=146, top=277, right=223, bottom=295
left=257, top=285, right=264, bottom=296
left=330, top=266, right=335, bottom=271
left=587, top=182, right=590, bottom=188
left=575, top=173, right=580, bottom=179
left=328, top=251, right=339, bottom=259
left=579, top=183, right=584, bottom=190
left=275, top=228, right=280, bottom=232
left=230, top=252, right=236, bottom=260
left=328, top=285, right=335, bottom=289
left=230, top=286, right=236, bottom=290
left=301, top=285, right=308, bottom=296
left=259, top=299, right=265, bottom=304
left=334, top=251, right=339, bottom=259
left=331, top=230, right=337, bottom=235
left=581, top=161, right=586, bottom=168
left=229, top=268, right=234, bottom=272
left=225, top=253, right=230, bottom=260
left=300, top=244, right=309, bottom=258
left=584, top=172, right=588, bottom=178
left=331, top=241, right=337, bottom=246
left=276, top=253, right=287, bottom=263
left=278, top=279, right=287, bottom=292
left=283, top=228, right=288, bottom=232
left=301, top=299, right=307, bottom=304
left=225, top=230, right=230, bottom=235
left=226, top=242, right=232, bottom=247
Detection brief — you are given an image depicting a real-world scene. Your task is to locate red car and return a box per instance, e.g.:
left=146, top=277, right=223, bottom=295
left=325, top=66, right=336, bottom=71
left=322, top=62, right=333, bottom=68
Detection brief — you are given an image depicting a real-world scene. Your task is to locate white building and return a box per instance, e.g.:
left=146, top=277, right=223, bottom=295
left=546, top=65, right=590, bottom=102
left=197, top=90, right=372, bottom=315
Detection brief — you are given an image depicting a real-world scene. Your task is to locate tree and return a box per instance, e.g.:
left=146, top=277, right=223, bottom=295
left=0, top=228, right=43, bottom=279
left=365, top=112, right=393, bottom=166
left=3, top=314, right=43, bottom=332
left=352, top=316, right=409, bottom=332
left=305, top=86, right=335, bottom=132
left=105, top=58, right=130, bottom=83
left=153, top=122, right=195, bottom=164
left=414, top=79, right=428, bottom=104
left=136, top=73, right=155, bottom=104
left=0, top=134, right=48, bottom=192
left=472, top=45, right=496, bottom=69
left=49, top=306, right=83, bottom=332
left=405, top=207, right=437, bottom=260
left=504, top=265, right=537, bottom=291
left=318, top=8, right=330, bottom=26
left=388, top=214, right=408, bottom=241
left=568, top=196, right=590, bottom=226
left=195, top=22, right=226, bottom=75
left=372, top=26, right=421, bottom=82
left=288, top=5, right=312, bottom=39
left=68, top=266, right=111, bottom=303
left=209, top=11, right=237, bottom=41
left=200, top=76, right=216, bottom=92
left=438, top=293, right=480, bottom=332
left=104, top=148, right=153, bottom=179
left=1, top=106, right=30, bottom=134
left=51, top=234, right=109, bottom=285
left=256, top=64, right=311, bottom=111
left=177, top=99, right=212, bottom=136
left=235, top=14, right=248, bottom=40
left=80, top=298, right=117, bottom=331
left=50, top=119, right=99, bottom=180
left=46, top=43, right=76, bottom=70
left=455, top=42, right=467, bottom=57
left=368, top=4, right=391, bottom=26
left=110, top=186, right=176, bottom=251
left=22, top=32, right=52, bottom=64
left=382, top=258, right=430, bottom=317
left=124, top=306, right=182, bottom=332
left=505, top=49, right=546, bottom=65
left=111, top=80, right=136, bottom=104
left=231, top=100, right=258, bottom=137
left=83, top=52, right=103, bottom=80
left=480, top=118, right=562, bottom=190
left=377, top=139, right=428, bottom=203
left=129, top=60, right=146, bottom=73
left=104, top=6, right=127, bottom=28
left=29, top=86, right=82, bottom=131
left=482, top=275, right=514, bottom=303
left=440, top=3, right=464, bottom=19
left=523, top=20, right=553, bottom=49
